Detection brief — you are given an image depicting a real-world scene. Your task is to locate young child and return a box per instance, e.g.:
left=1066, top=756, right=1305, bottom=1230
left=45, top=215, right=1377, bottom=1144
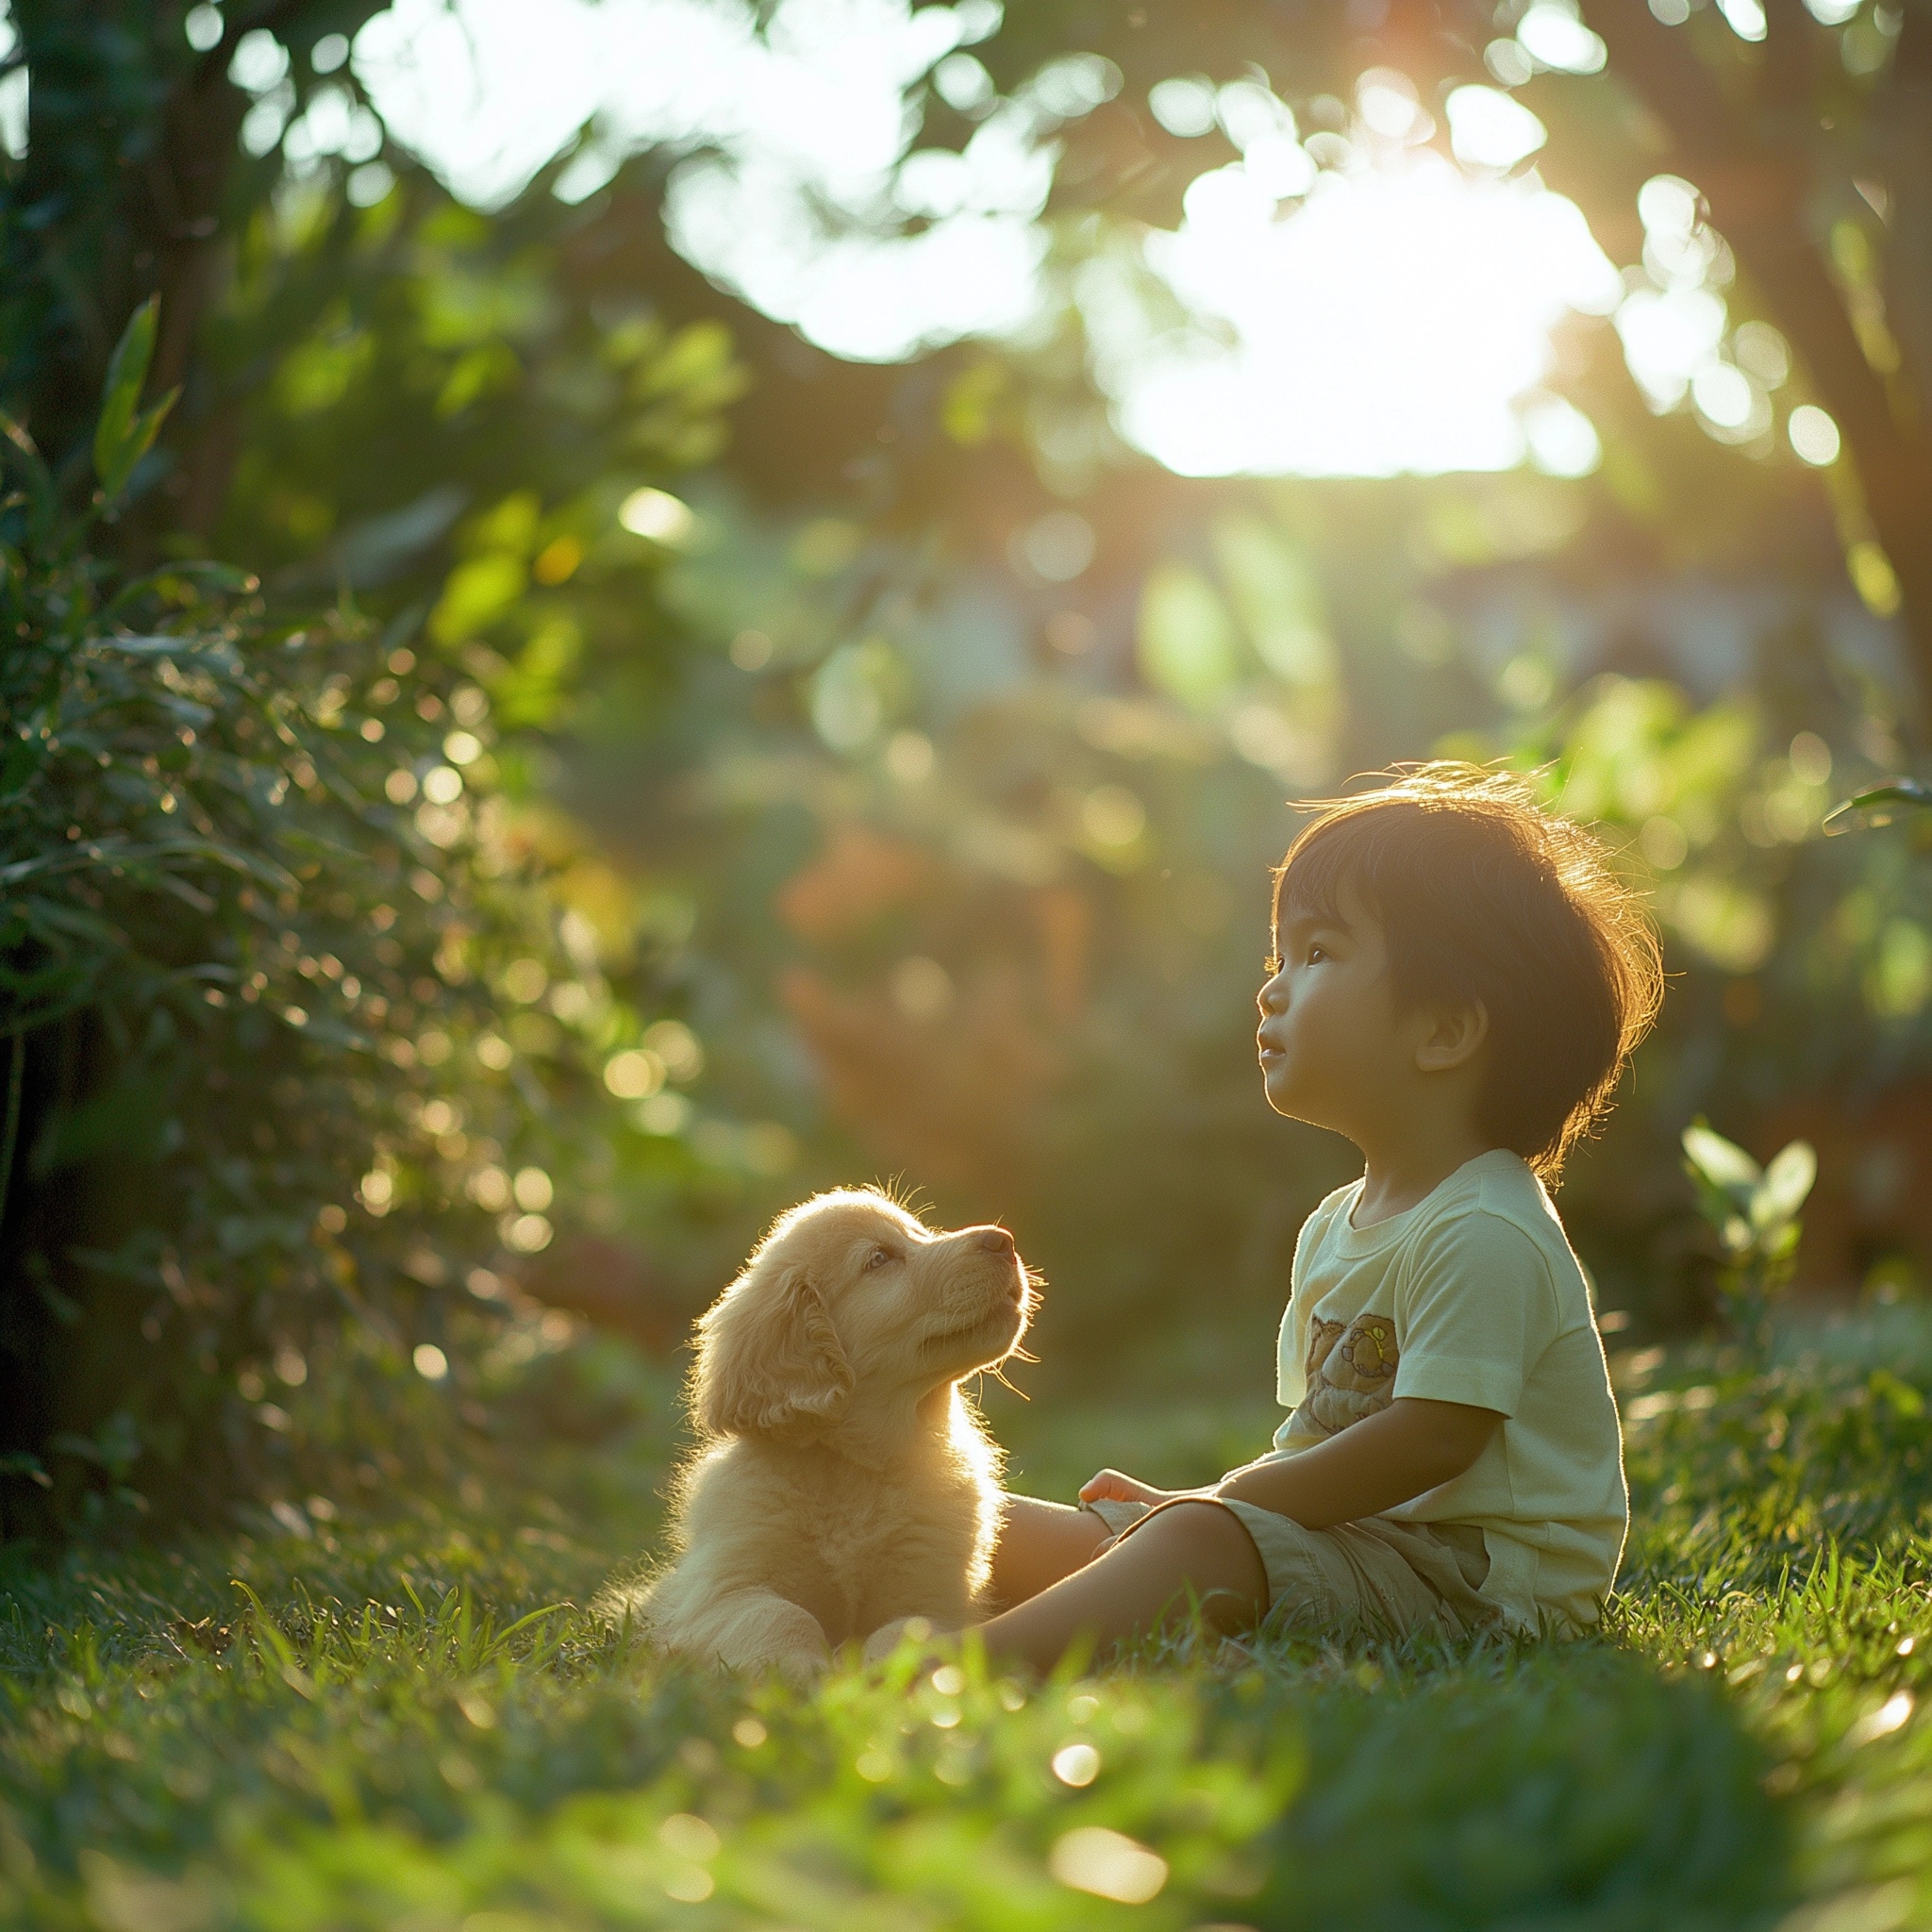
left=972, top=763, right=1663, bottom=1669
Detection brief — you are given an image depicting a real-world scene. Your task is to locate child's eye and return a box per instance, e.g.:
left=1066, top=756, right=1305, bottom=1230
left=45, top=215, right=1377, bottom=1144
left=1307, top=943, right=1327, bottom=964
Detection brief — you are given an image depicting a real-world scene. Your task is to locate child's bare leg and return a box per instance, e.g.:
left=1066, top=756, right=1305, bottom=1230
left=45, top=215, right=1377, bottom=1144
left=976, top=1500, right=1269, bottom=1675
left=987, top=1495, right=1114, bottom=1609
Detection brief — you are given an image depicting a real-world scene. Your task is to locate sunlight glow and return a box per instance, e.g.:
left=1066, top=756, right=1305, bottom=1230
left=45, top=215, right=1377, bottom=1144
left=1089, top=152, right=1621, bottom=478
left=351, top=1, right=1631, bottom=478
left=356, top=0, right=1048, bottom=361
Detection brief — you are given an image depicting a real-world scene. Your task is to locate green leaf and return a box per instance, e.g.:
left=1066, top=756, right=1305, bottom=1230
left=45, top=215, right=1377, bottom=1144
left=30, top=1074, right=172, bottom=1176
left=95, top=298, right=159, bottom=467
left=47, top=1415, right=138, bottom=1476
left=1682, top=1123, right=1760, bottom=1196
left=116, top=560, right=260, bottom=600
left=92, top=299, right=179, bottom=501
left=1138, top=562, right=1241, bottom=712
left=92, top=634, right=189, bottom=658
left=230, top=1578, right=299, bottom=1670
left=1750, top=1140, right=1817, bottom=1234
left=477, top=1601, right=571, bottom=1667
left=1822, top=779, right=1932, bottom=836
left=1868, top=1368, right=1926, bottom=1418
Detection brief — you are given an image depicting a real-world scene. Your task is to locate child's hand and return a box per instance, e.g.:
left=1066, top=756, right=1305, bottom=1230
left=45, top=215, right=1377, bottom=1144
left=1078, top=1469, right=1179, bottom=1507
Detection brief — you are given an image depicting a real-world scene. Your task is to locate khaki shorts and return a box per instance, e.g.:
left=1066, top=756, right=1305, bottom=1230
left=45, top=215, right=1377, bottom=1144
left=1085, top=1495, right=1498, bottom=1641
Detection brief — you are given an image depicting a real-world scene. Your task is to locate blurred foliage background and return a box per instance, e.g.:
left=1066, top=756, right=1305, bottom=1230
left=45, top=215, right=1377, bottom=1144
left=4, top=0, right=1932, bottom=1532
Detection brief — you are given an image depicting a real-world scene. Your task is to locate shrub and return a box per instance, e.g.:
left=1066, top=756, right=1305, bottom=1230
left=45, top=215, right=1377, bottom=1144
left=0, top=305, right=598, bottom=1534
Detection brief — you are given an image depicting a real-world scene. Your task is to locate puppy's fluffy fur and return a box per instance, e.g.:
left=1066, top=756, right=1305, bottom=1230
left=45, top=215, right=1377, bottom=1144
left=616, top=1189, right=1034, bottom=1679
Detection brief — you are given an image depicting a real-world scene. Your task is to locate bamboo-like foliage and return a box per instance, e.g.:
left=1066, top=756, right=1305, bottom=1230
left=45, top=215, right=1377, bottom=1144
left=0, top=305, right=590, bottom=1532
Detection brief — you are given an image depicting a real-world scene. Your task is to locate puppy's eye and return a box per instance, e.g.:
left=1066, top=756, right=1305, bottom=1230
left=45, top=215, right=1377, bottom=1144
left=864, top=1245, right=894, bottom=1272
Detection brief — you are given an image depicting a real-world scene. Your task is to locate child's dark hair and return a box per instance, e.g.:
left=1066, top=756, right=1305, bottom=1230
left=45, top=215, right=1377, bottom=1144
left=1272, top=762, right=1663, bottom=1182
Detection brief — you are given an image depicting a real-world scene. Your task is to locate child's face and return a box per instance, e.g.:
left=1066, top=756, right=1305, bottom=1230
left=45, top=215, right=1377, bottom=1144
left=1257, top=887, right=1419, bottom=1136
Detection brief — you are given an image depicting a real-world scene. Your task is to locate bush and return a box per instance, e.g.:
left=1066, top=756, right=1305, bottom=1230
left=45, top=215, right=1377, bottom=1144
left=0, top=306, right=598, bottom=1534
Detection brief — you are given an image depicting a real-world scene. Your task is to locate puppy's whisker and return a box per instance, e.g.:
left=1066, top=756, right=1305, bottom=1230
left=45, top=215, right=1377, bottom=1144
left=874, top=1171, right=934, bottom=1227
left=987, top=1361, right=1031, bottom=1402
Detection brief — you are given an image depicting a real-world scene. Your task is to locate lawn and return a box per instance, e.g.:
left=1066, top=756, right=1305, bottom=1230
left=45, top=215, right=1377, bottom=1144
left=6, top=1313, right=1932, bottom=1932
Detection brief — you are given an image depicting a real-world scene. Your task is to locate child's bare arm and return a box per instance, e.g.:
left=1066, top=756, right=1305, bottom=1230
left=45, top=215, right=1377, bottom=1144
left=1079, top=1397, right=1498, bottom=1524
left=1215, top=1396, right=1501, bottom=1527
left=1077, top=1468, right=1205, bottom=1508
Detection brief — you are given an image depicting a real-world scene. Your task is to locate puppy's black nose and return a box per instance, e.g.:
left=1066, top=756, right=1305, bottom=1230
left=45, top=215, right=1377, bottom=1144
left=974, top=1225, right=1015, bottom=1257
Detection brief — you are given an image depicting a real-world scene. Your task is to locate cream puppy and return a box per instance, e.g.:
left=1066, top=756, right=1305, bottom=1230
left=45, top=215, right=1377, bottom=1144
left=621, top=1188, right=1034, bottom=1680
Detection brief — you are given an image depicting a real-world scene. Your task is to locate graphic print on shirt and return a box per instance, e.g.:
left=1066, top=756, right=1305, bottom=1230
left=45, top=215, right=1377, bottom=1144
left=1303, top=1309, right=1400, bottom=1435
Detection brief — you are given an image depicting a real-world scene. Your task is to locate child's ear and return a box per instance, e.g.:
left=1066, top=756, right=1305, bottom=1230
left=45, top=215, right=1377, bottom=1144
left=1415, top=1000, right=1488, bottom=1074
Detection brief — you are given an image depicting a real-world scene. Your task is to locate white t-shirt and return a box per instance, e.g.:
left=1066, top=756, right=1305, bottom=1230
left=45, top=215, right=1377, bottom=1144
left=1270, top=1148, right=1627, bottom=1633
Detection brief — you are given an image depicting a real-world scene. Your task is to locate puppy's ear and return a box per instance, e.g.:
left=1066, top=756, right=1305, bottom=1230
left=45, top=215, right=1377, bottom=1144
left=691, top=1262, right=853, bottom=1439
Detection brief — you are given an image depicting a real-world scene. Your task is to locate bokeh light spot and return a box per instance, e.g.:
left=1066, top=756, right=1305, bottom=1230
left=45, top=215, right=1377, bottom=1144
left=619, top=488, right=695, bottom=544
left=1049, top=1827, right=1168, bottom=1904
left=1789, top=405, right=1841, bottom=466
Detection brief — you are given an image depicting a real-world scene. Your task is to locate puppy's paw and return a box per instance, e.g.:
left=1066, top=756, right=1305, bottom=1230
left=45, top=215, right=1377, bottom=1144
left=774, top=1646, right=831, bottom=1688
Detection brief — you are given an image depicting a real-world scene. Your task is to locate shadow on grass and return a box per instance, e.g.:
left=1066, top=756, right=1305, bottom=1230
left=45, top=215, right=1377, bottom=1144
left=1044, top=1607, right=1790, bottom=1932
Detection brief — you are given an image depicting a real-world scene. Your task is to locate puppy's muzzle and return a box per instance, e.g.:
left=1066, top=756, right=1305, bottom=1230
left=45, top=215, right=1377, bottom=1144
left=972, top=1225, right=1026, bottom=1303
left=920, top=1229, right=1030, bottom=1361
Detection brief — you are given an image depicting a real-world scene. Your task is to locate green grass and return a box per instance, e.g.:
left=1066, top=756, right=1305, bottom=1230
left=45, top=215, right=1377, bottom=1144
left=7, top=1317, right=1932, bottom=1931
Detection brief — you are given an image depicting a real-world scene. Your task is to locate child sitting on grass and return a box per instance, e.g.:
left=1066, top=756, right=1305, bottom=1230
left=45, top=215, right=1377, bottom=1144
left=974, top=764, right=1663, bottom=1670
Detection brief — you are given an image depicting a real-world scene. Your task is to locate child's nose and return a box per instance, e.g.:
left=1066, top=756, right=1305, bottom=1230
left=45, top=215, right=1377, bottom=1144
left=1258, top=974, right=1288, bottom=1014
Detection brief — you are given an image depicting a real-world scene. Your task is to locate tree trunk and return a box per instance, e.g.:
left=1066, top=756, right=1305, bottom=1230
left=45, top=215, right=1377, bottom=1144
left=1591, top=0, right=1932, bottom=687
left=8, top=3, right=380, bottom=525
